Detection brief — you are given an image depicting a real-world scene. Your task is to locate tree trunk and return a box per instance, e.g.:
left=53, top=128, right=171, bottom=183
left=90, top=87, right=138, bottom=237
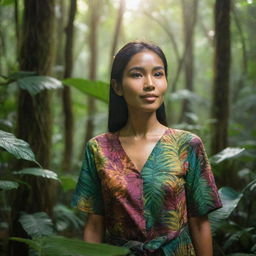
left=110, top=0, right=125, bottom=66
left=62, top=0, right=77, bottom=172
left=14, top=0, right=19, bottom=58
left=55, top=0, right=66, bottom=78
left=84, top=0, right=101, bottom=144
left=179, top=0, right=198, bottom=123
left=9, top=0, right=56, bottom=255
left=211, top=0, right=231, bottom=155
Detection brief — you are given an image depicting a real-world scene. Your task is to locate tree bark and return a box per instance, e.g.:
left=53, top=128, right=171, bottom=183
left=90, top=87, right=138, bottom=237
left=9, top=0, right=56, bottom=255
left=14, top=0, right=20, bottom=58
left=84, top=0, right=101, bottom=144
left=211, top=0, right=231, bottom=154
left=179, top=0, right=198, bottom=123
left=55, top=0, right=66, bottom=78
left=62, top=0, right=77, bottom=172
left=110, top=0, right=125, bottom=66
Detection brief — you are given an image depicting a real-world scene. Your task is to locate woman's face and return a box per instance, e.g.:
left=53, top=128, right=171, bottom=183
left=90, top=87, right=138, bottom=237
left=114, top=50, right=167, bottom=113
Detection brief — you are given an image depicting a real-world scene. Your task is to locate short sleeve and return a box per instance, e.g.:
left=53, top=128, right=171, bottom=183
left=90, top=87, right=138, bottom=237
left=71, top=141, right=104, bottom=215
left=185, top=136, right=222, bottom=217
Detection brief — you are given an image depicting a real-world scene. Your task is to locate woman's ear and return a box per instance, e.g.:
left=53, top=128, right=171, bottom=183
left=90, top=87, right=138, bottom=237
left=111, top=79, right=123, bottom=96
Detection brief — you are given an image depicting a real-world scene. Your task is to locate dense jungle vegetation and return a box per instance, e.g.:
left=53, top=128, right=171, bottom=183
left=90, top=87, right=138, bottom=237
left=0, top=0, right=255, bottom=255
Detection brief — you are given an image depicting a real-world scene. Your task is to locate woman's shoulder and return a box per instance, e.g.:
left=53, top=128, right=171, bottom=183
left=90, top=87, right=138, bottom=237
left=168, top=127, right=204, bottom=146
left=87, top=131, right=117, bottom=146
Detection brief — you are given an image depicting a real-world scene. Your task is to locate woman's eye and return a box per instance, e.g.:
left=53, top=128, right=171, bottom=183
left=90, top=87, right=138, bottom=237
left=131, top=73, right=142, bottom=78
left=154, top=72, right=164, bottom=77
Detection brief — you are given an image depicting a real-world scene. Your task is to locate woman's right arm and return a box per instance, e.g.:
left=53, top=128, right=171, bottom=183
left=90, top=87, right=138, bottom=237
left=83, top=214, right=105, bottom=243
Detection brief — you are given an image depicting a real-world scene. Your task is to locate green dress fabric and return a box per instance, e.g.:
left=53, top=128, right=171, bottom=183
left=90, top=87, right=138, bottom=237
left=72, top=128, right=222, bottom=255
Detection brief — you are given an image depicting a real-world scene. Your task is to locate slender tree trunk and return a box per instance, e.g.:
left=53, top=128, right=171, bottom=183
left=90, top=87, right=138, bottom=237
left=179, top=0, right=198, bottom=123
left=62, top=0, right=77, bottom=172
left=211, top=0, right=231, bottom=154
left=55, top=0, right=66, bottom=78
left=110, top=0, right=125, bottom=66
left=84, top=0, right=101, bottom=143
left=0, top=9, right=7, bottom=74
left=14, top=0, right=19, bottom=58
left=9, top=0, right=56, bottom=255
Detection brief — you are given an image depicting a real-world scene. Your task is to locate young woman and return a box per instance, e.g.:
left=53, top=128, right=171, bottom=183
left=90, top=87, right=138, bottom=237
left=72, top=41, right=222, bottom=256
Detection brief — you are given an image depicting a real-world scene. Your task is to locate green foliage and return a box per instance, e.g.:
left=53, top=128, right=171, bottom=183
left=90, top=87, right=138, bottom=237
left=59, top=175, right=77, bottom=191
left=19, top=212, right=54, bottom=238
left=17, top=76, right=63, bottom=95
left=212, top=179, right=256, bottom=255
left=53, top=204, right=84, bottom=231
left=63, top=78, right=109, bottom=103
left=1, top=72, right=63, bottom=95
left=11, top=235, right=129, bottom=256
left=210, top=147, right=245, bottom=164
left=0, top=0, right=15, bottom=6
left=0, top=180, right=19, bottom=190
left=7, top=71, right=37, bottom=80
left=13, top=168, right=59, bottom=181
left=209, top=187, right=242, bottom=234
left=0, top=130, right=39, bottom=164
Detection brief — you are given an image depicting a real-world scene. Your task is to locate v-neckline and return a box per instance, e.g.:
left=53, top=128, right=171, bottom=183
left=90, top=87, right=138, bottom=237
left=115, top=127, right=170, bottom=173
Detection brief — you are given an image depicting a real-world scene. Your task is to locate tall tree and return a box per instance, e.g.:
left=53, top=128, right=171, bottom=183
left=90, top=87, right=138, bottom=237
left=84, top=0, right=101, bottom=143
left=211, top=0, right=231, bottom=154
left=62, top=0, right=77, bottom=172
left=9, top=0, right=56, bottom=255
left=179, top=0, right=198, bottom=123
left=110, top=0, right=125, bottom=67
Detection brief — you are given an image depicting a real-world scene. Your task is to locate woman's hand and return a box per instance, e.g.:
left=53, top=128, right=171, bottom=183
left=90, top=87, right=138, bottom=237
left=188, top=215, right=213, bottom=256
left=83, top=214, right=105, bottom=243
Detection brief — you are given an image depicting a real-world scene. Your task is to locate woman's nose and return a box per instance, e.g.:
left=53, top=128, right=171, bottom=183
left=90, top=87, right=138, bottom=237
left=144, top=85, right=155, bottom=91
left=143, top=75, right=155, bottom=91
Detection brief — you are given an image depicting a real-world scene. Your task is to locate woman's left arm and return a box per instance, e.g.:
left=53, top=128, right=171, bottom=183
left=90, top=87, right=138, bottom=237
left=188, top=215, right=213, bottom=256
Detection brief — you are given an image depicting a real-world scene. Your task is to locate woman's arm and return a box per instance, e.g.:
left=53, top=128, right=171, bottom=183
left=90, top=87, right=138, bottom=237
left=188, top=215, right=213, bottom=256
left=83, top=214, right=105, bottom=243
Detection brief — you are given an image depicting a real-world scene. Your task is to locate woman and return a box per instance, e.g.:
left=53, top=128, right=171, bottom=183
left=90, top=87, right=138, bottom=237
left=72, top=41, right=222, bottom=255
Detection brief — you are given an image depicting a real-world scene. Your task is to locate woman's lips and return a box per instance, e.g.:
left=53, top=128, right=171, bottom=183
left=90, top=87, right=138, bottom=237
left=140, top=94, right=158, bottom=102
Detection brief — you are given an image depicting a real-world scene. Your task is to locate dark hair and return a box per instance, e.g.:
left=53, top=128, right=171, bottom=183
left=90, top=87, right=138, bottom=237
left=108, top=41, right=168, bottom=132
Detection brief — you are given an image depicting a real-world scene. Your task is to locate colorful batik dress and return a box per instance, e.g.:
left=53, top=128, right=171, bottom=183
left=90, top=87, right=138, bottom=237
left=71, top=128, right=222, bottom=255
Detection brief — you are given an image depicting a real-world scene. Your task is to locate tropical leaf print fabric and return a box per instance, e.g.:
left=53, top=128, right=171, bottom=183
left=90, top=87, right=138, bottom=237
left=71, top=128, right=222, bottom=255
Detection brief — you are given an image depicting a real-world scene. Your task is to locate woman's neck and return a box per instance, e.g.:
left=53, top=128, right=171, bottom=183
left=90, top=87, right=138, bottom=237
left=120, top=110, right=166, bottom=138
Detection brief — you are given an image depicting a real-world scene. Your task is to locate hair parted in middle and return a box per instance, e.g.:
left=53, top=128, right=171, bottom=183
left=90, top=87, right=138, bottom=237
left=108, top=41, right=168, bottom=132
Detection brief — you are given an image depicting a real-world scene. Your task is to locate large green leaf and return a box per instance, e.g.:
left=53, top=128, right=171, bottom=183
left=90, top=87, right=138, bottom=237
left=17, top=76, right=63, bottom=95
left=10, top=237, right=41, bottom=253
left=209, top=187, right=242, bottom=234
left=63, top=78, right=109, bottom=103
left=0, top=180, right=19, bottom=190
left=11, top=235, right=130, bottom=256
left=54, top=204, right=83, bottom=231
left=210, top=147, right=245, bottom=164
left=13, top=168, right=59, bottom=181
left=19, top=212, right=54, bottom=238
left=60, top=175, right=77, bottom=191
left=0, top=130, right=39, bottom=164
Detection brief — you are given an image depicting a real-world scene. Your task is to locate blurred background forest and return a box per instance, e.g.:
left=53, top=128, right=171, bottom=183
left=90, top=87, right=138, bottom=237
left=0, top=0, right=256, bottom=255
